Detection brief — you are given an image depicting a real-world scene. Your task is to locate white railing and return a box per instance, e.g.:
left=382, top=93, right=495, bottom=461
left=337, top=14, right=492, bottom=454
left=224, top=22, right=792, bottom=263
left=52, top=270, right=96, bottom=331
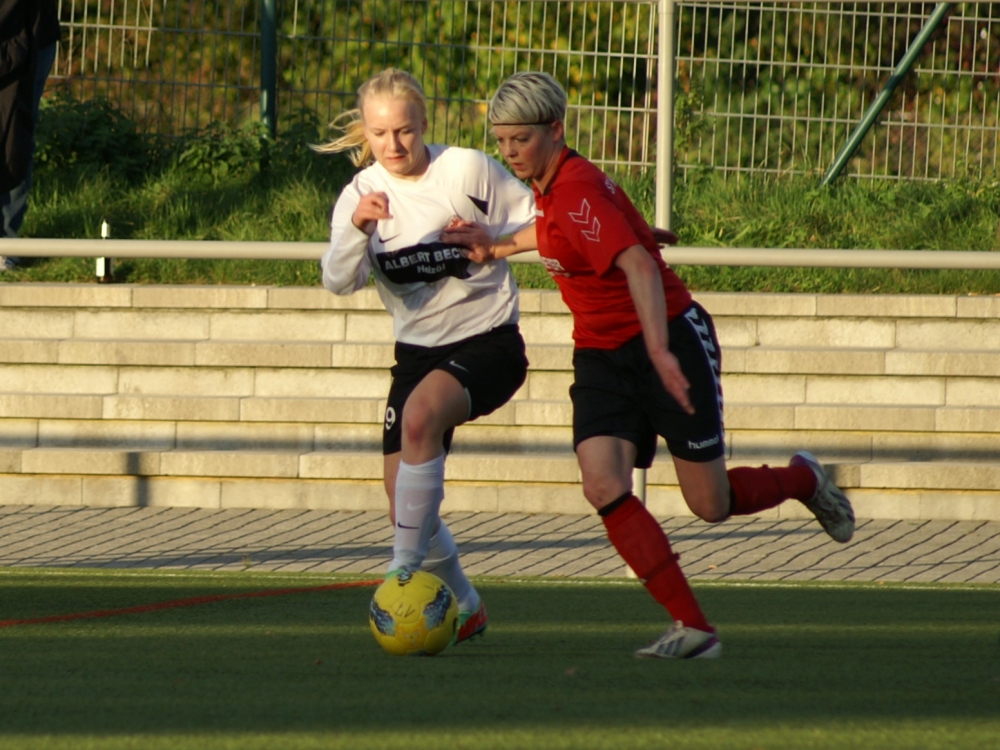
left=6, top=238, right=1000, bottom=269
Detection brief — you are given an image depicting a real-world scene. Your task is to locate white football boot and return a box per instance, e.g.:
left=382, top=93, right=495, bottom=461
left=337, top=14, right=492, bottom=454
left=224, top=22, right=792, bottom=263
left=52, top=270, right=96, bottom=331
left=791, top=451, right=855, bottom=543
left=635, top=621, right=722, bottom=659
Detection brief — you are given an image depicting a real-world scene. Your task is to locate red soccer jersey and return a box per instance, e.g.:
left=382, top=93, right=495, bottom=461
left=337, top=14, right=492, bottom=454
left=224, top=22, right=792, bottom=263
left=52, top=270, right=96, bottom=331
left=533, top=148, right=692, bottom=349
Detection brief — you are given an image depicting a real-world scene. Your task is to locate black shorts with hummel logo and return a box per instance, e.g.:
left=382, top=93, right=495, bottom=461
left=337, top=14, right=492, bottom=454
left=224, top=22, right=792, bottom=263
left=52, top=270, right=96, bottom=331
left=383, top=324, right=528, bottom=455
left=570, top=302, right=725, bottom=467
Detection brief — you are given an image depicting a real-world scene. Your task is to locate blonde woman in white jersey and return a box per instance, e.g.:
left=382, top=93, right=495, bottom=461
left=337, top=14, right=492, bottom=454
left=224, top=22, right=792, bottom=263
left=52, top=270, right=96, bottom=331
left=316, top=69, right=536, bottom=644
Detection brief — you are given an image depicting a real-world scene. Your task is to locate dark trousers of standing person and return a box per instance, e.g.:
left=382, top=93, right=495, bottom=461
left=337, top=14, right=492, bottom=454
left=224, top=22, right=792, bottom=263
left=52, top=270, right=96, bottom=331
left=1, top=41, right=56, bottom=262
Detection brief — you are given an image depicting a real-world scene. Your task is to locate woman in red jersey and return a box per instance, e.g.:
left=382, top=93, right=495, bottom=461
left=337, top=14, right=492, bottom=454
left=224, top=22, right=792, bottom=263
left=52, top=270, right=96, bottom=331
left=445, top=72, right=854, bottom=659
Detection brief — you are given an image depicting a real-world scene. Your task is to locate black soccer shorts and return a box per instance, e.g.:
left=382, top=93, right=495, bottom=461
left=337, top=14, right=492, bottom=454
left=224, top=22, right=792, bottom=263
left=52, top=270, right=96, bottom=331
left=382, top=323, right=528, bottom=455
left=569, top=302, right=726, bottom=467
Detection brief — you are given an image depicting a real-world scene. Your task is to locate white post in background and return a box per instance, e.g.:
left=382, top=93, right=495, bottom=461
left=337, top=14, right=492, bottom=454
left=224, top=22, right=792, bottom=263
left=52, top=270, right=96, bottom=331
left=627, top=0, right=676, bottom=580
left=655, top=0, right=676, bottom=233
left=633, top=0, right=677, bottom=510
left=97, top=220, right=114, bottom=283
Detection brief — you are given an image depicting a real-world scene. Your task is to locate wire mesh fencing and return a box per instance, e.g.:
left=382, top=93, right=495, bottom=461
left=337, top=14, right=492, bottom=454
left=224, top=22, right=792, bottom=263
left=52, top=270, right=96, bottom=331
left=675, top=2, right=1000, bottom=181
left=50, top=1, right=1000, bottom=181
left=55, top=0, right=262, bottom=135
left=51, top=0, right=661, bottom=171
left=274, top=0, right=662, bottom=169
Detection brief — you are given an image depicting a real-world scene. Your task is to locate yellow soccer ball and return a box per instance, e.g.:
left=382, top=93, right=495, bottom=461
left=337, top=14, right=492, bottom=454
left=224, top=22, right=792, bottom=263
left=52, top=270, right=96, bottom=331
left=368, top=570, right=459, bottom=656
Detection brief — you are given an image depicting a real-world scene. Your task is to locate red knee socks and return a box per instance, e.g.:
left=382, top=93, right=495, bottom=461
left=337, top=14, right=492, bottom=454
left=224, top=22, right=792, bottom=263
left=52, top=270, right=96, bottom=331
left=600, top=494, right=711, bottom=633
left=727, top=465, right=817, bottom=516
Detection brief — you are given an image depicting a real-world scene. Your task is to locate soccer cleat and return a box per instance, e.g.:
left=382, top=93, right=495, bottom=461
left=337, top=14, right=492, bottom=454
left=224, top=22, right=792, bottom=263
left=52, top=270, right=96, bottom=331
left=452, top=600, right=488, bottom=645
left=634, top=621, right=721, bottom=659
left=791, top=450, right=855, bottom=543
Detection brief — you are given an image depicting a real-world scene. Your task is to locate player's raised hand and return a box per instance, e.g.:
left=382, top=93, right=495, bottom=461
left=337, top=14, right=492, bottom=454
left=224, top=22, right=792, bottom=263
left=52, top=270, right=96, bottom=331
left=651, top=227, right=679, bottom=246
left=352, top=192, right=392, bottom=234
left=650, top=349, right=695, bottom=415
left=441, top=221, right=496, bottom=264
left=444, top=216, right=470, bottom=230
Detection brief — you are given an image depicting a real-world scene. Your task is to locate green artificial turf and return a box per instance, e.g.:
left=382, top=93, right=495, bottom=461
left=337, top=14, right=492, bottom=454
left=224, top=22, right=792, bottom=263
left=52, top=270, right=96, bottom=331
left=1, top=568, right=999, bottom=749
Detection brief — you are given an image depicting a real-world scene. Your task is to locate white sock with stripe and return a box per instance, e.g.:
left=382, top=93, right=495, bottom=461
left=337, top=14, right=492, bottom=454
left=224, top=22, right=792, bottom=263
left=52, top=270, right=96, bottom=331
left=388, top=455, right=445, bottom=573
left=422, top=519, right=479, bottom=613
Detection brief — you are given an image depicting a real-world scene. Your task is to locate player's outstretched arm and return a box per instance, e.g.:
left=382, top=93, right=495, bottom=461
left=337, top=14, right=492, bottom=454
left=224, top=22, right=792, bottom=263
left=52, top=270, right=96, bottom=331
left=615, top=245, right=694, bottom=415
left=442, top=222, right=537, bottom=263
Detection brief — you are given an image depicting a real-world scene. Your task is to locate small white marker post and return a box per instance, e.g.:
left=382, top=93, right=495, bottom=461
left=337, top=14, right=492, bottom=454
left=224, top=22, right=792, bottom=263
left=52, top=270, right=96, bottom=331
left=96, top=221, right=114, bottom=283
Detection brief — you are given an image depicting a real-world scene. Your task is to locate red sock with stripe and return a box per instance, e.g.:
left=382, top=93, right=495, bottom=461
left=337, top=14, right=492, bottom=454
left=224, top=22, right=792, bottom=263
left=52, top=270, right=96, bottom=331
left=727, top=465, right=817, bottom=516
left=600, top=494, right=711, bottom=633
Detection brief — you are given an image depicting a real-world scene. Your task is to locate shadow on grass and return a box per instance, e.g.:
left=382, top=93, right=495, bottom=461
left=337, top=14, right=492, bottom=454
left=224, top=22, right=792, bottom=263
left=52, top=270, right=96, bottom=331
left=1, top=572, right=998, bottom=736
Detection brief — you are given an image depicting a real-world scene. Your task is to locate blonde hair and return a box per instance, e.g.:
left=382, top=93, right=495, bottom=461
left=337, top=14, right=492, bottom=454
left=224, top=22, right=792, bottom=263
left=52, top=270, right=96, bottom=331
left=312, top=68, right=428, bottom=167
left=489, top=71, right=567, bottom=127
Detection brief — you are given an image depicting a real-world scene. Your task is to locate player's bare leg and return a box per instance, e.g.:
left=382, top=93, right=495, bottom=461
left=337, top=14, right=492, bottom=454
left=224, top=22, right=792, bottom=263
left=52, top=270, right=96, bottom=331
left=385, top=370, right=465, bottom=574
left=576, top=436, right=718, bottom=657
left=385, top=369, right=483, bottom=637
left=673, top=451, right=854, bottom=542
left=576, top=435, right=634, bottom=511
left=672, top=455, right=731, bottom=523
left=397, top=370, right=469, bottom=464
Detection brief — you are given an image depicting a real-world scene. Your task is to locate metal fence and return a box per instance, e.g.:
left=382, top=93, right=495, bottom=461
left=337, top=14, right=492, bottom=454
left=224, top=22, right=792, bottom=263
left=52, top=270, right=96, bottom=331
left=50, top=1, right=1000, bottom=181
left=676, top=2, right=1000, bottom=182
left=55, top=1, right=261, bottom=138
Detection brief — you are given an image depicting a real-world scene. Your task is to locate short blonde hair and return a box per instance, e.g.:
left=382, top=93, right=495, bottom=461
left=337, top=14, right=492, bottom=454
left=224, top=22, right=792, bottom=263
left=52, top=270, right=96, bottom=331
left=489, top=71, right=567, bottom=127
left=313, top=68, right=428, bottom=166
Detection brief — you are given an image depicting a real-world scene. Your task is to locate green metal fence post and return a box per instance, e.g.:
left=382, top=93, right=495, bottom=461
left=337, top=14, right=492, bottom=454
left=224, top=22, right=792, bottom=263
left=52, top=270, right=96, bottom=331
left=260, top=0, right=277, bottom=138
left=820, top=2, right=952, bottom=187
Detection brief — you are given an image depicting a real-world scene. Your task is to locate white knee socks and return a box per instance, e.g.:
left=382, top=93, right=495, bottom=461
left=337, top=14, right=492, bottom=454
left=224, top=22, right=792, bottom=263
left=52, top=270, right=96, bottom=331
left=388, top=455, right=446, bottom=573
left=423, top=519, right=479, bottom=613
left=387, top=454, right=479, bottom=613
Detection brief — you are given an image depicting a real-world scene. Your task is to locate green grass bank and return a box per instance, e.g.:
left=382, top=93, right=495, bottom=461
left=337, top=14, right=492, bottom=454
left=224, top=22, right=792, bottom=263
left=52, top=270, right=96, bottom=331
left=7, top=98, right=1000, bottom=293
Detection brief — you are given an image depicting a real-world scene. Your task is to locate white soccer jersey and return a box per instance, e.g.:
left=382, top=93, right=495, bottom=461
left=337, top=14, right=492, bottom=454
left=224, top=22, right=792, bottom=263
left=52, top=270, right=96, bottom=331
left=322, top=145, right=535, bottom=347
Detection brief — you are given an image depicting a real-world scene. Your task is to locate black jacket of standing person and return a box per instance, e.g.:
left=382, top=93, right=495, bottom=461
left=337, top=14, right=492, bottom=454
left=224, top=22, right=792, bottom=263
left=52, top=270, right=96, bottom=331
left=0, top=0, right=58, bottom=193
left=35, top=0, right=59, bottom=50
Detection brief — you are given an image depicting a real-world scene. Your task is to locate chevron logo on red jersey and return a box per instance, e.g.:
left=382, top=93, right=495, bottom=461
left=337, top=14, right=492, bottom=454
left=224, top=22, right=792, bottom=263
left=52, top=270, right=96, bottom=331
left=568, top=199, right=601, bottom=242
